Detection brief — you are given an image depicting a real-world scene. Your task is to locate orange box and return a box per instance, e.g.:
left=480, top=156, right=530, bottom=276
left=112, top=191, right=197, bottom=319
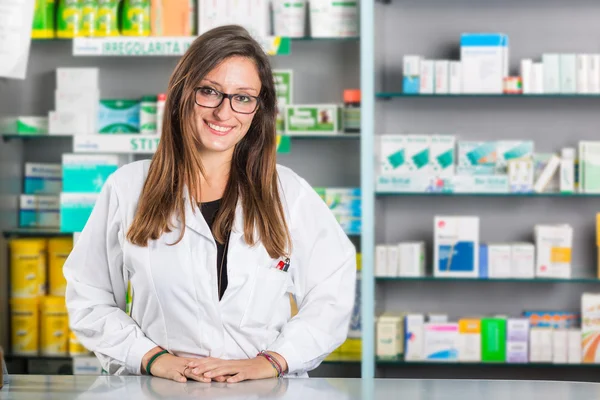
left=151, top=0, right=194, bottom=36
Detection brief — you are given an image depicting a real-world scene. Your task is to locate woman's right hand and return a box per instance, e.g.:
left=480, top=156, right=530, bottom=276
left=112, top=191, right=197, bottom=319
left=142, top=348, right=210, bottom=383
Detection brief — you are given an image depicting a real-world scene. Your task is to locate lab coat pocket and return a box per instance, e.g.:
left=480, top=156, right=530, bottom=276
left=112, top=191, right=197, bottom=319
left=240, top=266, right=291, bottom=329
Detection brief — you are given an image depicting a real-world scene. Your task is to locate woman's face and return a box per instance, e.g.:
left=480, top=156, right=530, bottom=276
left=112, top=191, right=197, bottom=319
left=193, top=56, right=262, bottom=156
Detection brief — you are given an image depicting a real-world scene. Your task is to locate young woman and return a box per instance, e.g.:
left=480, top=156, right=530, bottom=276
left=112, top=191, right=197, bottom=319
left=64, top=25, right=356, bottom=383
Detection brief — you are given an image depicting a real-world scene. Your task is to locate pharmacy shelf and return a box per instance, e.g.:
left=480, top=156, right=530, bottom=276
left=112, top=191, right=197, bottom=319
left=2, top=228, right=70, bottom=238
left=376, top=276, right=600, bottom=284
left=72, top=36, right=292, bottom=56
left=376, top=93, right=600, bottom=99
left=376, top=359, right=597, bottom=368
left=375, top=191, right=600, bottom=197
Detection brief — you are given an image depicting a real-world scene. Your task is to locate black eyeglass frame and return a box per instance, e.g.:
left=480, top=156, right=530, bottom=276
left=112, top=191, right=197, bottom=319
left=193, top=86, right=261, bottom=114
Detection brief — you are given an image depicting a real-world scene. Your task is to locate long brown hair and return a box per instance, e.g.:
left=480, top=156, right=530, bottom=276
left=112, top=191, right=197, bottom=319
left=127, top=25, right=291, bottom=258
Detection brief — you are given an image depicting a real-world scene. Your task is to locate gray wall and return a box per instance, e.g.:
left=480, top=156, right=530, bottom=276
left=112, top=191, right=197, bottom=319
left=0, top=39, right=360, bottom=375
left=375, top=0, right=600, bottom=380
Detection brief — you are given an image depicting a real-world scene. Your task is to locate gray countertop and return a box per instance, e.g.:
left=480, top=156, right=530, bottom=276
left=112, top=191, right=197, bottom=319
left=2, top=375, right=600, bottom=399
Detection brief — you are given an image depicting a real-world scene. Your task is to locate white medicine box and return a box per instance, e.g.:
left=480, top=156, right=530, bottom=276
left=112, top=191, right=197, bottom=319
left=434, top=216, right=480, bottom=278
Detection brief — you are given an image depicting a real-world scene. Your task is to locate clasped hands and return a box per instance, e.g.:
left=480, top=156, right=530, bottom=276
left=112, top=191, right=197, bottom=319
left=142, top=347, right=287, bottom=384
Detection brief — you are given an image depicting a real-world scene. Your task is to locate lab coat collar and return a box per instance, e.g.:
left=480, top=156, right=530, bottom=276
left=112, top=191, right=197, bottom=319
left=181, top=186, right=245, bottom=242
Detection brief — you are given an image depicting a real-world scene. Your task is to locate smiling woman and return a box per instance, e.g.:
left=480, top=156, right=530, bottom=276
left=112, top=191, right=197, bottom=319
left=63, top=25, right=357, bottom=384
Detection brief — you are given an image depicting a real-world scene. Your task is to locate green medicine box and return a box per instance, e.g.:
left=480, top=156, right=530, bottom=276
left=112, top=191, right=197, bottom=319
left=481, top=318, right=507, bottom=362
left=285, top=104, right=341, bottom=135
left=273, top=70, right=293, bottom=133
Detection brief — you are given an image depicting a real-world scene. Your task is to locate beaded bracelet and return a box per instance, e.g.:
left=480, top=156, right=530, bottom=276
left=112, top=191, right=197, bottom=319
left=146, top=350, right=169, bottom=376
left=257, top=351, right=283, bottom=377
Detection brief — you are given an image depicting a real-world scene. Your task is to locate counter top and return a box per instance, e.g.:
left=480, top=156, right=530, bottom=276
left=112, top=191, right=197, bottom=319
left=2, top=375, right=600, bottom=399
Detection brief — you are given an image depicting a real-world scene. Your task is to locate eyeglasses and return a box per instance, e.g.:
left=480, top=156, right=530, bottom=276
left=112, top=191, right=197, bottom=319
left=194, top=87, right=260, bottom=114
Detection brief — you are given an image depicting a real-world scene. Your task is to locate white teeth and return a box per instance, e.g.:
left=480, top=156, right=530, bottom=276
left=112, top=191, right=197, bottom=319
left=207, top=122, right=232, bottom=133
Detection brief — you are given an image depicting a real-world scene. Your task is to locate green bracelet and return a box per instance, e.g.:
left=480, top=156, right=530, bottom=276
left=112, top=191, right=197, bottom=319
left=146, top=350, right=169, bottom=376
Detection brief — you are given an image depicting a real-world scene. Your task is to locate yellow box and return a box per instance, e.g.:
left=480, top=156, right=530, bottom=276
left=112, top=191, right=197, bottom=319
left=69, top=331, right=90, bottom=356
left=339, top=338, right=362, bottom=355
left=48, top=237, right=73, bottom=296
left=551, top=247, right=572, bottom=264
left=10, top=298, right=39, bottom=355
left=459, top=318, right=481, bottom=334
left=10, top=238, right=47, bottom=298
left=40, top=296, right=69, bottom=356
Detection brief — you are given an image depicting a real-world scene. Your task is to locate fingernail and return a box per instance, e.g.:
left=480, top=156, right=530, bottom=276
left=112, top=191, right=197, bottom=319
left=205, top=372, right=212, bottom=378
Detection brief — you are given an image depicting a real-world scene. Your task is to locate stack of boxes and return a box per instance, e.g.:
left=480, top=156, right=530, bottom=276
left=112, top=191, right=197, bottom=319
left=375, top=242, right=425, bottom=277
left=314, top=187, right=361, bottom=235
left=376, top=306, right=589, bottom=364
left=19, top=163, right=62, bottom=229
left=60, top=154, right=126, bottom=232
left=50, top=68, right=99, bottom=135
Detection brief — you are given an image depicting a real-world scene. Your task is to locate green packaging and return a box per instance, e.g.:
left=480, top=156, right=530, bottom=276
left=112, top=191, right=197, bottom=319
left=481, top=318, right=506, bottom=362
left=139, top=96, right=157, bottom=134
left=98, top=100, right=141, bottom=133
left=285, top=104, right=340, bottom=135
left=32, top=0, right=56, bottom=39
left=273, top=70, right=293, bottom=133
left=96, top=0, right=119, bottom=37
left=57, top=0, right=83, bottom=38
left=121, top=0, right=151, bottom=37
left=81, top=0, right=98, bottom=37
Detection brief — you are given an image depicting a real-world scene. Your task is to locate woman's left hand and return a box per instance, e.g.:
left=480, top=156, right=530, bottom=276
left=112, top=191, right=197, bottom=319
left=185, top=354, right=285, bottom=383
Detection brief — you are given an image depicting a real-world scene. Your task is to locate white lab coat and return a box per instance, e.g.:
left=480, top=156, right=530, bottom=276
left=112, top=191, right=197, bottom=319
left=64, top=160, right=356, bottom=377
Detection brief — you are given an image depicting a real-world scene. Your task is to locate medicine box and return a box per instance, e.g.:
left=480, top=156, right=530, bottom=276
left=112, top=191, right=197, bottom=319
left=508, top=159, right=534, bottom=193
left=24, top=163, right=62, bottom=195
left=379, top=135, right=407, bottom=175
left=19, top=195, right=60, bottom=228
left=56, top=68, right=99, bottom=92
left=419, top=60, right=434, bottom=94
left=530, top=327, right=553, bottom=363
left=582, top=293, right=600, bottom=363
left=60, top=193, right=99, bottom=233
left=496, top=141, right=534, bottom=172
left=273, top=70, right=293, bottom=133
left=568, top=329, right=582, bottom=364
left=458, top=141, right=497, bottom=175
left=434, top=61, right=449, bottom=94
left=434, top=216, right=479, bottom=278
left=98, top=100, right=141, bottom=133
left=524, top=311, right=580, bottom=330
left=404, top=135, right=430, bottom=174
left=506, top=342, right=528, bottom=364
left=430, top=135, right=456, bottom=177
left=507, top=318, right=530, bottom=342
left=560, top=54, right=577, bottom=94
left=49, top=112, right=89, bottom=135
left=198, top=0, right=269, bottom=37
left=481, top=318, right=506, bottom=362
left=590, top=55, right=600, bottom=94
left=398, top=242, right=425, bottom=277
left=285, top=104, right=340, bottom=135
left=405, top=314, right=425, bottom=361
left=457, top=319, right=481, bottom=362
left=449, top=61, right=462, bottom=94
left=460, top=33, right=508, bottom=94
left=386, top=245, right=400, bottom=277
left=403, top=55, right=421, bottom=94
left=535, top=224, right=573, bottom=278
left=375, top=245, right=388, bottom=277
left=377, top=313, right=405, bottom=360
left=1, top=117, right=48, bottom=135
left=510, top=243, right=535, bottom=279
left=479, top=244, right=488, bottom=278
left=579, top=141, right=600, bottom=193
left=543, top=54, right=560, bottom=94
left=576, top=54, right=590, bottom=94
left=553, top=329, right=568, bottom=364
left=488, top=244, right=511, bottom=278
left=424, top=323, right=459, bottom=362
left=62, top=154, right=126, bottom=193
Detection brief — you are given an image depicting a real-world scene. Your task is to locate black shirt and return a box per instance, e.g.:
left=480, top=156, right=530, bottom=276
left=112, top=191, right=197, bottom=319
left=200, top=199, right=228, bottom=300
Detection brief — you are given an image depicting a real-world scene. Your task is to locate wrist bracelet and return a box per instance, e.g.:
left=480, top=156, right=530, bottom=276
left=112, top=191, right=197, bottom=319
left=258, top=351, right=283, bottom=377
left=146, top=350, right=169, bottom=376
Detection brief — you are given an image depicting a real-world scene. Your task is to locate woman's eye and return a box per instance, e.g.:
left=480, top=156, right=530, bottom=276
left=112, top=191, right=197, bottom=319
left=234, top=95, right=251, bottom=103
left=201, top=88, right=217, bottom=96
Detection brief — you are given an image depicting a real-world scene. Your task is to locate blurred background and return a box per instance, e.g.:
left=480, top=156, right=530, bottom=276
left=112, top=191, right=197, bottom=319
left=1, top=0, right=600, bottom=383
